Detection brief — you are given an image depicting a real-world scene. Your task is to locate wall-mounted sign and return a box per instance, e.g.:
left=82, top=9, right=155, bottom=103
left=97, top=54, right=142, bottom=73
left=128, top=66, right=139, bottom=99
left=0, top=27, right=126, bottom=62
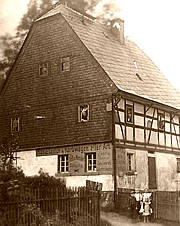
left=36, top=142, right=113, bottom=175
left=36, top=143, right=111, bottom=156
left=70, top=160, right=84, bottom=173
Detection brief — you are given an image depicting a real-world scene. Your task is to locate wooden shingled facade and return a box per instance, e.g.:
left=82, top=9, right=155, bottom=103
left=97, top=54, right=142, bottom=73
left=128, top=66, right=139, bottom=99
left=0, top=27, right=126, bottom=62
left=0, top=4, right=180, bottom=193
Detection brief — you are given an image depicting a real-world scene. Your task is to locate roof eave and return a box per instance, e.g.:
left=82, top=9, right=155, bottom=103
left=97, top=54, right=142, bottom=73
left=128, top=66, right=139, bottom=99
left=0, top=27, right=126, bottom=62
left=116, top=86, right=180, bottom=113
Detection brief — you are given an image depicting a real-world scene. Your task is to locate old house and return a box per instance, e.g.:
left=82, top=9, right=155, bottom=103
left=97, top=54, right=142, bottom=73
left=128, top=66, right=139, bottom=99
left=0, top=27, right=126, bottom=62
left=0, top=4, right=180, bottom=193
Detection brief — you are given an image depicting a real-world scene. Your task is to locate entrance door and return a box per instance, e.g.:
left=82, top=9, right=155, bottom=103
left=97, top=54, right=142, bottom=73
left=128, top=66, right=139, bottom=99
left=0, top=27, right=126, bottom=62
left=148, top=156, right=157, bottom=189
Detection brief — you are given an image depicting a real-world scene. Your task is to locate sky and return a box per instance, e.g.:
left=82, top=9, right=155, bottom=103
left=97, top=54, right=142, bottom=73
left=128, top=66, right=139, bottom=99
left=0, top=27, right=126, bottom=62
left=0, top=0, right=180, bottom=90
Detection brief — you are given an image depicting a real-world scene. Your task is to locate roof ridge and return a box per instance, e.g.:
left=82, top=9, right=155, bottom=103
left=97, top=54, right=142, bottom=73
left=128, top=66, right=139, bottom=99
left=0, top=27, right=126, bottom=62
left=30, top=3, right=180, bottom=109
left=36, top=3, right=95, bottom=23
left=36, top=3, right=124, bottom=38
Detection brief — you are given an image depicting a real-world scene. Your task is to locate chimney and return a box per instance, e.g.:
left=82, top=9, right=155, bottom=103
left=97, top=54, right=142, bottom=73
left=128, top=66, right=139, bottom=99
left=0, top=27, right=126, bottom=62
left=110, top=18, right=124, bottom=44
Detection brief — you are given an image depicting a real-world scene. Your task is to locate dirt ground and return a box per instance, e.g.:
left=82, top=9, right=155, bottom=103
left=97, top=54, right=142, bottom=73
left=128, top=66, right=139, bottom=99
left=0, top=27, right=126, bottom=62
left=101, top=211, right=180, bottom=226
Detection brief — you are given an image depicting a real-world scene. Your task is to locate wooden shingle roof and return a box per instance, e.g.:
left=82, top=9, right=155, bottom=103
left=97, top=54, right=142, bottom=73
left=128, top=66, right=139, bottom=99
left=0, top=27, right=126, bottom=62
left=37, top=4, right=180, bottom=109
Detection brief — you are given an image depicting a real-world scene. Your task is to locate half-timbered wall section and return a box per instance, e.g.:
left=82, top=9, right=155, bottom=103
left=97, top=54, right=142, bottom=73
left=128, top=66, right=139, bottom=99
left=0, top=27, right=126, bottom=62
left=1, top=4, right=180, bottom=193
left=113, top=92, right=180, bottom=191
left=114, top=95, right=180, bottom=151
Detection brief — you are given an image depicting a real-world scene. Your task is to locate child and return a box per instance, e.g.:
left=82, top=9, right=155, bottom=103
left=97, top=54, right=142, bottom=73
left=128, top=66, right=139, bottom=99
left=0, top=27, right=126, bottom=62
left=142, top=193, right=152, bottom=223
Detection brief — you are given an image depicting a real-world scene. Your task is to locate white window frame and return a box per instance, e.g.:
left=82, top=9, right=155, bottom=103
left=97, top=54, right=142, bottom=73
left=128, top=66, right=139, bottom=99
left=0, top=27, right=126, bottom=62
left=86, top=153, right=96, bottom=172
left=58, top=155, right=69, bottom=173
left=126, top=152, right=135, bottom=172
left=78, top=105, right=89, bottom=122
left=11, top=117, right=20, bottom=133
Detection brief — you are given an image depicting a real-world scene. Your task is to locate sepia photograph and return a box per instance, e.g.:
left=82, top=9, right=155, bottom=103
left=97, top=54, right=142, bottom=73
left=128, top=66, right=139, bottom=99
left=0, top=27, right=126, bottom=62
left=0, top=0, right=180, bottom=225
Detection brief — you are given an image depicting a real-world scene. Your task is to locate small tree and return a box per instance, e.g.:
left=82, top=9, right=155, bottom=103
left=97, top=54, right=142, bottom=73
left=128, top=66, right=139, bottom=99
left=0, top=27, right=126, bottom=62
left=0, top=134, right=19, bottom=171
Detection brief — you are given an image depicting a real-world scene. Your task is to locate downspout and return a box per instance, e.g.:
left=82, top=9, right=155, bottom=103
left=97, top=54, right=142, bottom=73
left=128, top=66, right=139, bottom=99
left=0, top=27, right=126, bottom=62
left=112, top=94, right=117, bottom=206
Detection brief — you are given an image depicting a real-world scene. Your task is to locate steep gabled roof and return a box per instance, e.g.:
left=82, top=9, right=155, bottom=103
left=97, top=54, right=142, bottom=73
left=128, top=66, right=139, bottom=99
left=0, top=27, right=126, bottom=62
left=37, top=4, right=180, bottom=109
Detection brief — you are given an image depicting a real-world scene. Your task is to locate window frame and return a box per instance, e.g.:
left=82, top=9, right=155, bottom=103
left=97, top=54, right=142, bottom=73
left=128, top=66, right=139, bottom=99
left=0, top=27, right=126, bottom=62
left=61, top=57, right=70, bottom=72
left=78, top=105, right=89, bottom=122
left=58, top=154, right=69, bottom=173
left=125, top=104, right=134, bottom=124
left=85, top=152, right=96, bottom=172
left=126, top=152, right=135, bottom=172
left=39, top=62, right=49, bottom=76
left=11, top=117, right=20, bottom=133
left=158, top=111, right=165, bottom=131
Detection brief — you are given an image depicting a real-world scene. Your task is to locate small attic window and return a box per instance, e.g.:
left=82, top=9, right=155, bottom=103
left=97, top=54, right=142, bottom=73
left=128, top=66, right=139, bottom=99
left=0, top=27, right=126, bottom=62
left=133, top=60, right=138, bottom=70
left=133, top=60, right=143, bottom=81
left=39, top=62, right=49, bottom=76
left=61, top=57, right=70, bottom=72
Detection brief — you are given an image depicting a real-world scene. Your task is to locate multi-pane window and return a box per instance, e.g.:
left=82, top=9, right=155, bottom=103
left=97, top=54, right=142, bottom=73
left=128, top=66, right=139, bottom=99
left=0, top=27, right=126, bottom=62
left=78, top=105, right=89, bottom=122
left=61, top=57, right=70, bottom=72
left=86, top=153, right=96, bottom=172
left=58, top=155, right=69, bottom=173
left=126, top=105, right=133, bottom=124
left=158, top=112, right=165, bottom=130
left=39, top=62, right=49, bottom=76
left=127, top=152, right=135, bottom=171
left=177, top=158, right=180, bottom=173
left=11, top=117, right=20, bottom=133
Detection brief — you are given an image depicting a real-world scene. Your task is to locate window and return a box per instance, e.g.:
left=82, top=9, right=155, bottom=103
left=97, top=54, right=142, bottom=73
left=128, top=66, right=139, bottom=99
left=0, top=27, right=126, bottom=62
left=177, top=158, right=180, bottom=173
left=61, top=57, right=70, bottom=72
left=133, top=60, right=138, bottom=70
left=78, top=105, right=89, bottom=122
left=158, top=112, right=165, bottom=130
left=126, top=105, right=133, bottom=124
left=11, top=117, right=20, bottom=133
left=58, top=155, right=69, bottom=173
left=39, top=62, right=49, bottom=76
left=86, top=153, right=96, bottom=172
left=127, top=152, right=135, bottom=172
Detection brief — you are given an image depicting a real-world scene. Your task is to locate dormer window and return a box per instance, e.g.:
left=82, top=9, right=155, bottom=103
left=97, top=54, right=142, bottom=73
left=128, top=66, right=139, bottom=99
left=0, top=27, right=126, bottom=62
left=61, top=57, right=70, bottom=72
left=39, top=62, right=49, bottom=76
left=126, top=105, right=133, bottom=124
left=78, top=105, right=89, bottom=122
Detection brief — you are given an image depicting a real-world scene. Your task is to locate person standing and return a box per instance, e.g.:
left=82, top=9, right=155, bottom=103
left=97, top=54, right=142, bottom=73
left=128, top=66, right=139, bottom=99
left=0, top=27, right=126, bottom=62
left=128, top=191, right=136, bottom=219
left=142, top=194, right=152, bottom=223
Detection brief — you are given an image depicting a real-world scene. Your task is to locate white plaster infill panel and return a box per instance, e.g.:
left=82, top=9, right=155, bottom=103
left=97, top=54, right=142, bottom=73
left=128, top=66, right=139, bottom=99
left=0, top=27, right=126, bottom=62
left=134, top=102, right=144, bottom=114
left=133, top=149, right=148, bottom=190
left=156, top=152, right=177, bottom=191
left=16, top=150, right=57, bottom=176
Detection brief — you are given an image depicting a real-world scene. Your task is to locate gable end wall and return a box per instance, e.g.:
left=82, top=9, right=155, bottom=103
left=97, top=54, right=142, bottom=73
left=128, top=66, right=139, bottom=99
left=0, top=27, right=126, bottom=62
left=1, top=14, right=116, bottom=149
